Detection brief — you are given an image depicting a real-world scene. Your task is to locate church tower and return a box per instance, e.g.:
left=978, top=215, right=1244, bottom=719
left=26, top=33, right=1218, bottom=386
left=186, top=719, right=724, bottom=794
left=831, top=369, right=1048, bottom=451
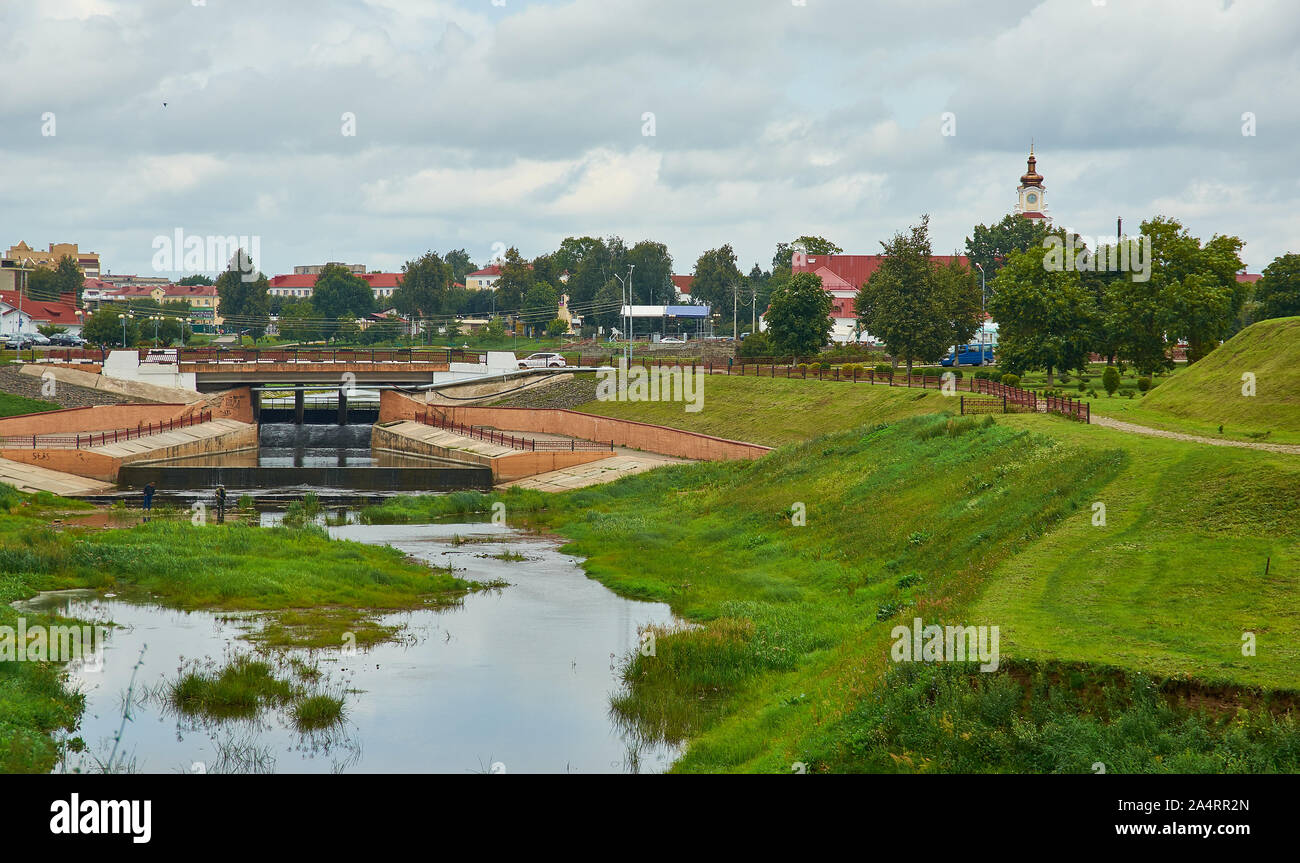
left=1015, top=146, right=1048, bottom=224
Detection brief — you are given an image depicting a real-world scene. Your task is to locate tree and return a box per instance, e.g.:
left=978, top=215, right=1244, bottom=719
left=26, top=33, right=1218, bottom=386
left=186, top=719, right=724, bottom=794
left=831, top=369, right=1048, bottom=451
left=522, top=283, right=559, bottom=336
left=37, top=324, right=67, bottom=338
left=546, top=318, right=568, bottom=337
left=592, top=279, right=624, bottom=331
left=25, top=267, right=59, bottom=300
left=691, top=244, right=743, bottom=313
left=855, top=216, right=980, bottom=373
left=763, top=272, right=832, bottom=357
left=394, top=251, right=452, bottom=333
left=772, top=236, right=842, bottom=270
left=362, top=315, right=403, bottom=345
left=492, top=247, right=534, bottom=319
left=965, top=214, right=1051, bottom=282
left=1142, top=217, right=1244, bottom=362
left=178, top=274, right=215, bottom=286
left=558, top=236, right=612, bottom=306
left=986, top=236, right=1097, bottom=384
left=1102, top=365, right=1120, bottom=397
left=626, top=240, right=674, bottom=305
left=333, top=315, right=361, bottom=344
left=1256, top=253, right=1300, bottom=320
left=215, top=250, right=270, bottom=342
left=278, top=300, right=321, bottom=343
left=83, top=308, right=138, bottom=347
left=443, top=249, right=477, bottom=286
left=313, top=263, right=374, bottom=341
left=52, top=255, right=86, bottom=305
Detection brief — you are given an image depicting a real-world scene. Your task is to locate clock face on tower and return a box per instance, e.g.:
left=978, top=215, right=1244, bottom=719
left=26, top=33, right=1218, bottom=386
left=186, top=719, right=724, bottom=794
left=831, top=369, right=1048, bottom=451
left=1026, top=193, right=1037, bottom=205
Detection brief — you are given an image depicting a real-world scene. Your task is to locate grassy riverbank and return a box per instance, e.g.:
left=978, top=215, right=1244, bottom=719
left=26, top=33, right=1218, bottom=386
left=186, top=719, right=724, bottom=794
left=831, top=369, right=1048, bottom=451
left=0, top=488, right=483, bottom=773
left=363, top=407, right=1300, bottom=772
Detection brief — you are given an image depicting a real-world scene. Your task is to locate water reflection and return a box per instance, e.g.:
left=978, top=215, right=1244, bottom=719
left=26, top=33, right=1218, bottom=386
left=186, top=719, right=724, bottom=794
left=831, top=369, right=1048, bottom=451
left=25, top=523, right=681, bottom=773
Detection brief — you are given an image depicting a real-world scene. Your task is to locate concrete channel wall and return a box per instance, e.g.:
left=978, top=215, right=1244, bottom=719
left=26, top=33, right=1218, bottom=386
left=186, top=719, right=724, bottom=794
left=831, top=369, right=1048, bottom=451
left=377, top=391, right=770, bottom=461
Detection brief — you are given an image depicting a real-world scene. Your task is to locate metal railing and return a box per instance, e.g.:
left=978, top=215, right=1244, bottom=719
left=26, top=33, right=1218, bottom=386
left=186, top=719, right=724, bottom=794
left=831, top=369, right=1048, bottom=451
left=0, top=410, right=214, bottom=450
left=416, top=408, right=613, bottom=452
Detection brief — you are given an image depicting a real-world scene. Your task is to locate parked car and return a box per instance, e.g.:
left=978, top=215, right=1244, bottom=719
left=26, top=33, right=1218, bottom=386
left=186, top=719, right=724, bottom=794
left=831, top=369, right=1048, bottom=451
left=941, top=343, right=996, bottom=367
left=518, top=352, right=567, bottom=369
left=49, top=333, right=86, bottom=347
left=4, top=334, right=38, bottom=348
left=659, top=337, right=685, bottom=344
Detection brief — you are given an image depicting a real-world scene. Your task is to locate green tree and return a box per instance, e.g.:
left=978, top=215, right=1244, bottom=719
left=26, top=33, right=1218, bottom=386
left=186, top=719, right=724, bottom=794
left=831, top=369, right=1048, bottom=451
left=493, top=247, right=535, bottom=319
left=855, top=216, right=979, bottom=373
left=443, top=249, right=477, bottom=286
left=25, top=267, right=59, bottom=300
left=772, top=236, right=843, bottom=270
left=691, top=244, right=743, bottom=314
left=965, top=214, right=1051, bottom=282
left=52, top=255, right=86, bottom=305
left=313, top=263, right=374, bottom=341
left=1256, top=253, right=1300, bottom=320
left=334, top=315, right=361, bottom=344
left=215, top=250, right=270, bottom=342
left=986, top=237, right=1097, bottom=384
left=1102, top=365, right=1121, bottom=397
left=278, top=300, right=321, bottom=343
left=83, top=308, right=138, bottom=347
left=1142, top=217, right=1244, bottom=362
left=763, top=272, right=832, bottom=357
left=626, top=240, right=674, bottom=305
left=522, top=282, right=559, bottom=336
left=394, top=251, right=452, bottom=339
left=178, top=274, right=214, bottom=286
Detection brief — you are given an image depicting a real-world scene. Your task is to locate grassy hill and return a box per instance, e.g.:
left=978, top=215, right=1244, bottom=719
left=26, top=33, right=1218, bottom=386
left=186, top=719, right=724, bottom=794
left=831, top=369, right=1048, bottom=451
left=365, top=409, right=1300, bottom=772
left=1091, top=316, right=1300, bottom=443
left=575, top=374, right=950, bottom=446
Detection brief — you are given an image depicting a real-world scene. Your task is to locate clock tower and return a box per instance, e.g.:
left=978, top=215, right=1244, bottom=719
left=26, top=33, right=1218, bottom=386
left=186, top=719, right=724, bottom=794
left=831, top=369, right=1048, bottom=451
left=1015, top=146, right=1048, bottom=224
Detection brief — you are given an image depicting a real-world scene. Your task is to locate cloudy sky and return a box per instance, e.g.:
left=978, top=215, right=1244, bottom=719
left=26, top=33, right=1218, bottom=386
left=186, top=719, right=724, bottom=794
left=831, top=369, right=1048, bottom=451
left=2, top=0, right=1295, bottom=280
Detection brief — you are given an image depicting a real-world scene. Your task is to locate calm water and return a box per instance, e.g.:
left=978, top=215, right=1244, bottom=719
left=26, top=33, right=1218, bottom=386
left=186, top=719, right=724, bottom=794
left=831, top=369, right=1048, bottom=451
left=26, top=521, right=680, bottom=774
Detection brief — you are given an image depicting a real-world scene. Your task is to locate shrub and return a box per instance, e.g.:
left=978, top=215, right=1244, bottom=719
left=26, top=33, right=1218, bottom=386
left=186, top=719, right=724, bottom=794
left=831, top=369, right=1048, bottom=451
left=1076, top=380, right=1086, bottom=392
left=796, top=363, right=809, bottom=374
left=875, top=364, right=893, bottom=376
left=1000, top=373, right=1020, bottom=388
left=1058, top=374, right=1071, bottom=384
left=1102, top=365, right=1120, bottom=396
left=819, top=362, right=832, bottom=372
left=1137, top=377, right=1152, bottom=393
left=1088, top=388, right=1099, bottom=398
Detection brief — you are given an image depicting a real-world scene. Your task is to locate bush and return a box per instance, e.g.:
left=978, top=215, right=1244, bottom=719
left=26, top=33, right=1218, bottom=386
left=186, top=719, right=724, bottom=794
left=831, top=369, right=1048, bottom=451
left=1076, top=380, right=1086, bottom=392
left=1000, top=374, right=1020, bottom=388
left=819, top=362, right=832, bottom=372
left=1137, top=377, right=1152, bottom=393
left=1102, top=365, right=1121, bottom=397
left=736, top=330, right=775, bottom=359
left=796, top=363, right=809, bottom=375
left=875, top=364, right=893, bottom=376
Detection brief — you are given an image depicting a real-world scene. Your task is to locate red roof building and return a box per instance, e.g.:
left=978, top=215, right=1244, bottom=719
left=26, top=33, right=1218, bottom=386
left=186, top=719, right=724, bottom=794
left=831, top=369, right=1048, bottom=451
left=792, top=253, right=971, bottom=343
left=268, top=272, right=404, bottom=301
left=0, top=291, right=86, bottom=334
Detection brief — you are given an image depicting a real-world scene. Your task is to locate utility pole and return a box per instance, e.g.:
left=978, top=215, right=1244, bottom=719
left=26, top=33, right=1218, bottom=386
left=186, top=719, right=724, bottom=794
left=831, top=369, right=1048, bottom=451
left=751, top=281, right=757, bottom=335
left=732, top=283, right=738, bottom=342
left=975, top=262, right=986, bottom=360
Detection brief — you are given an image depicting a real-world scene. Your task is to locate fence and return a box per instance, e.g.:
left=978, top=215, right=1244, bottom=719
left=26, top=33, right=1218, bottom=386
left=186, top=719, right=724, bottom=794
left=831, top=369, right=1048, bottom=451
left=416, top=408, right=614, bottom=452
left=0, top=410, right=213, bottom=450
left=959, top=396, right=1007, bottom=415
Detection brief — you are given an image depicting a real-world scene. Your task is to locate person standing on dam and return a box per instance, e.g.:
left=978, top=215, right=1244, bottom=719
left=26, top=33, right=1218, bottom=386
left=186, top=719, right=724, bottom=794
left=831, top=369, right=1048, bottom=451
left=142, top=481, right=155, bottom=513
left=215, top=485, right=227, bottom=522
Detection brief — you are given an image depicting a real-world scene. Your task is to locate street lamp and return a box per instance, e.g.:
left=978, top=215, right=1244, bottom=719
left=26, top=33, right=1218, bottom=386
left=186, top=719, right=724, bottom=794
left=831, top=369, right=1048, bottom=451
left=612, top=265, right=635, bottom=364
left=149, top=315, right=163, bottom=346
left=118, top=313, right=134, bottom=348
left=975, top=262, right=987, bottom=362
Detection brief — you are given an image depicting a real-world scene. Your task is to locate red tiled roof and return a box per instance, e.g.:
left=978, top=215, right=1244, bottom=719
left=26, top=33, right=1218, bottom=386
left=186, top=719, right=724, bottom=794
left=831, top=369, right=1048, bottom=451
left=1236, top=273, right=1262, bottom=283
left=671, top=275, right=694, bottom=294
left=794, top=254, right=971, bottom=294
left=466, top=265, right=503, bottom=278
left=270, top=273, right=403, bottom=289
left=0, top=292, right=84, bottom=326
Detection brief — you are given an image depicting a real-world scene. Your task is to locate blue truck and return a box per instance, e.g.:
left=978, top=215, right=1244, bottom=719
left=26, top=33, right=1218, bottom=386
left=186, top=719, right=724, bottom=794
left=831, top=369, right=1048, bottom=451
left=940, top=343, right=995, bottom=367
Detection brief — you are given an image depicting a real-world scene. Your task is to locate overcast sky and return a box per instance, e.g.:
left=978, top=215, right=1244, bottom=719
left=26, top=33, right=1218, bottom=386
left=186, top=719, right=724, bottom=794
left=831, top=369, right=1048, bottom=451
left=2, top=0, right=1295, bottom=281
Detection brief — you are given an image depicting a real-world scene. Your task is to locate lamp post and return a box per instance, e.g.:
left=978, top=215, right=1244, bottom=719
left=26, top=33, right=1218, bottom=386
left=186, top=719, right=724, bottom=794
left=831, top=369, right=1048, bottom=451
left=613, top=264, right=635, bottom=364
left=975, top=262, right=986, bottom=363
left=118, top=313, right=133, bottom=348
left=150, top=315, right=162, bottom=346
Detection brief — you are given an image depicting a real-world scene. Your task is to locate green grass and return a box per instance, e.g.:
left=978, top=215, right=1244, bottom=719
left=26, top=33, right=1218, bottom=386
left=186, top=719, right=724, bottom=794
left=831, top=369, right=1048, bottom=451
left=168, top=655, right=296, bottom=719
left=0, top=392, right=59, bottom=418
left=292, top=693, right=346, bottom=731
left=1086, top=317, right=1300, bottom=443
left=574, top=374, right=948, bottom=446
left=0, top=485, right=482, bottom=771
left=975, top=413, right=1300, bottom=689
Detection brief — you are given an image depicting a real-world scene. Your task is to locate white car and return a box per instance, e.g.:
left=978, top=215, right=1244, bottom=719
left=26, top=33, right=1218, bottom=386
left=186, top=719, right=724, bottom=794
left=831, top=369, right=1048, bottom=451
left=518, top=352, right=567, bottom=369
left=659, top=337, right=685, bottom=344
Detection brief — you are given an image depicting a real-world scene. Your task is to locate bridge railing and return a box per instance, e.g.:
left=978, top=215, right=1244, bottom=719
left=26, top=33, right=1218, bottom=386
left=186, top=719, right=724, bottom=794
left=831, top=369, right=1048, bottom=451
left=416, top=408, right=614, bottom=452
left=0, top=410, right=214, bottom=450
